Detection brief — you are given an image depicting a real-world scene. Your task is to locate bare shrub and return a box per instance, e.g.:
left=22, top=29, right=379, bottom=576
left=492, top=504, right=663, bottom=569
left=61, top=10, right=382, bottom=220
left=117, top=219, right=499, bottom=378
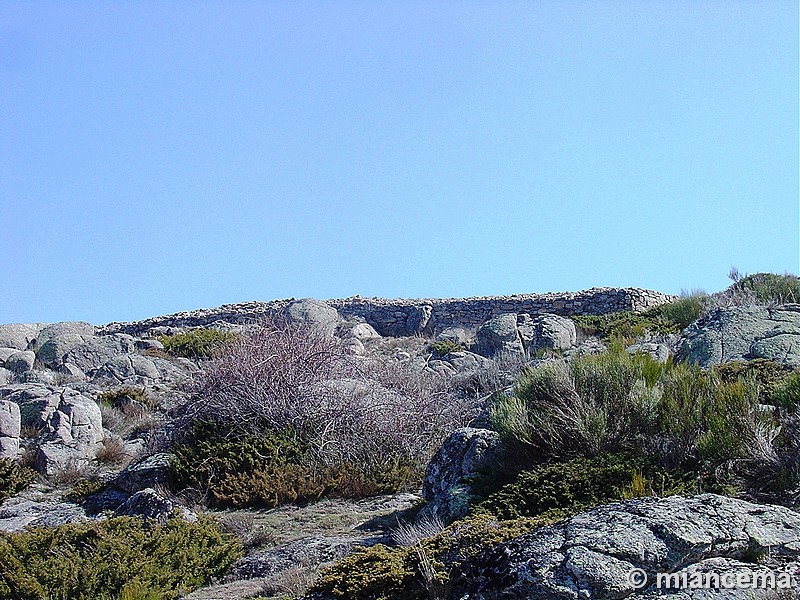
left=262, top=565, right=320, bottom=597
left=95, top=437, right=132, bottom=466
left=172, top=320, right=476, bottom=489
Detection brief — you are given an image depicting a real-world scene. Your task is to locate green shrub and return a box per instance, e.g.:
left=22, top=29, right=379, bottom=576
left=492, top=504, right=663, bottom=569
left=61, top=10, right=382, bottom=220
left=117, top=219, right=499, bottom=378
left=308, top=513, right=548, bottom=600
left=97, top=387, right=158, bottom=412
left=0, top=516, right=241, bottom=600
left=651, top=291, right=709, bottom=330
left=714, top=359, right=793, bottom=404
left=158, top=328, right=237, bottom=359
left=429, top=340, right=462, bottom=356
left=170, top=422, right=417, bottom=509
left=477, top=454, right=704, bottom=521
left=769, top=371, right=800, bottom=410
left=730, top=272, right=800, bottom=305
left=490, top=349, right=663, bottom=460
left=0, top=459, right=36, bottom=505
left=572, top=292, right=708, bottom=339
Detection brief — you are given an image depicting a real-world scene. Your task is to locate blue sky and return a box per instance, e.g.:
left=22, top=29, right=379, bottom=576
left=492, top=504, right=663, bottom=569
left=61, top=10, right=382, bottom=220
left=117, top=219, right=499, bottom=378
left=1, top=1, right=797, bottom=325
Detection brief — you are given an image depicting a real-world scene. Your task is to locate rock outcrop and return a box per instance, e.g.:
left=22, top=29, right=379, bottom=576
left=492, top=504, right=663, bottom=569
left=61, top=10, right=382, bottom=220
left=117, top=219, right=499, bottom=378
left=456, top=494, right=800, bottom=599
left=677, top=305, right=800, bottom=368
left=422, top=427, right=505, bottom=522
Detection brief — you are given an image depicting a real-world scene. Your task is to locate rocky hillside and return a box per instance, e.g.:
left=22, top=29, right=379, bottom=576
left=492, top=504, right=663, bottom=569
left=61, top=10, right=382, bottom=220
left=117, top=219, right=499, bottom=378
left=0, top=278, right=799, bottom=599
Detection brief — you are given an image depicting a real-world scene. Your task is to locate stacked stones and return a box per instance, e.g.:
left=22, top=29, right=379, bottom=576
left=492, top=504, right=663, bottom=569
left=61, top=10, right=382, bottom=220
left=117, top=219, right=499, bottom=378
left=100, top=287, right=675, bottom=338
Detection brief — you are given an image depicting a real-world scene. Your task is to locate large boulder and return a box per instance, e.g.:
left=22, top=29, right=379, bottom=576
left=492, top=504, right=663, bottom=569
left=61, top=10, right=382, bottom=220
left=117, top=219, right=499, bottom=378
left=0, top=324, right=44, bottom=351
left=37, top=333, right=135, bottom=372
left=518, top=313, right=577, bottom=354
left=455, top=494, right=800, bottom=599
left=4, top=351, right=36, bottom=374
left=114, top=488, right=195, bottom=523
left=92, top=354, right=161, bottom=385
left=283, top=299, right=340, bottom=335
left=0, top=399, right=20, bottom=459
left=34, top=322, right=95, bottom=348
left=676, top=305, right=800, bottom=368
left=113, top=453, right=174, bottom=494
left=422, top=428, right=505, bottom=523
left=475, top=314, right=524, bottom=357
left=0, top=496, right=88, bottom=533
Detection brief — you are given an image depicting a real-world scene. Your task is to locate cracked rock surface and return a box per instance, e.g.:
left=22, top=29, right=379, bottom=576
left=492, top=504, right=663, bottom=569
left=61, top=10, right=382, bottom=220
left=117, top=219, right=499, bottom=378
left=676, top=305, right=800, bottom=368
left=456, top=494, right=800, bottom=599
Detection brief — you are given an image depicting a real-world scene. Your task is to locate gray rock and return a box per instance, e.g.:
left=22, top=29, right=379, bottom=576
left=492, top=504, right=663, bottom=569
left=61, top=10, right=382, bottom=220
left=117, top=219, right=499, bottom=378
left=456, top=494, right=800, bottom=599
left=0, top=497, right=88, bottom=533
left=0, top=399, right=20, bottom=459
left=341, top=337, right=365, bottom=356
left=676, top=305, right=800, bottom=368
left=57, top=362, right=87, bottom=380
left=406, top=304, right=434, bottom=335
left=436, top=326, right=470, bottom=345
left=0, top=368, right=13, bottom=385
left=38, top=333, right=135, bottom=372
left=518, top=313, right=577, bottom=355
left=18, top=369, right=58, bottom=385
left=0, top=348, right=19, bottom=363
left=135, top=338, right=164, bottom=351
left=0, top=399, right=21, bottom=439
left=114, top=453, right=174, bottom=493
left=422, top=427, right=505, bottom=523
left=475, top=314, right=524, bottom=357
left=283, top=299, right=340, bottom=335
left=348, top=323, right=381, bottom=341
left=34, top=322, right=95, bottom=348
left=35, top=441, right=91, bottom=477
left=115, top=488, right=185, bottom=522
left=231, top=534, right=382, bottom=581
left=92, top=353, right=161, bottom=385
left=0, top=323, right=43, bottom=351
left=4, top=350, right=36, bottom=373
left=0, top=436, right=19, bottom=459
left=627, top=342, right=671, bottom=363
left=45, top=391, right=103, bottom=451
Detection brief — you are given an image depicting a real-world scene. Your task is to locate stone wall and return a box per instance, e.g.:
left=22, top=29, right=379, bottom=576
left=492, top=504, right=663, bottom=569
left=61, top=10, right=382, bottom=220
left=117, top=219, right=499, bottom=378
left=99, top=287, right=675, bottom=338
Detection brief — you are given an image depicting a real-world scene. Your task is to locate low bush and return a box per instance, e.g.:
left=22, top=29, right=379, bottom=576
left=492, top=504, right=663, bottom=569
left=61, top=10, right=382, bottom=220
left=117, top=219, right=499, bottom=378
left=490, top=349, right=794, bottom=501
left=429, top=340, right=462, bottom=357
left=489, top=349, right=664, bottom=460
left=572, top=291, right=708, bottom=339
left=308, top=513, right=548, bottom=600
left=0, top=516, right=241, bottom=600
left=729, top=272, right=800, bottom=305
left=171, top=423, right=421, bottom=509
left=0, top=459, right=36, bottom=504
left=769, top=371, right=800, bottom=410
left=158, top=328, right=238, bottom=359
left=476, top=454, right=711, bottom=521
left=714, top=359, right=794, bottom=404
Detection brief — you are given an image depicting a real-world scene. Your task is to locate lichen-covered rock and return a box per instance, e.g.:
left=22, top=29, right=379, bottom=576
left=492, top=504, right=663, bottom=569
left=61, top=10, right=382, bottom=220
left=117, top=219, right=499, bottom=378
left=422, top=427, right=504, bottom=522
left=627, top=341, right=671, bottom=363
left=518, top=313, right=577, bottom=354
left=475, top=314, right=523, bottom=357
left=283, top=299, right=340, bottom=335
left=114, top=488, right=195, bottom=522
left=676, top=305, right=800, bottom=368
left=456, top=494, right=800, bottom=599
left=0, top=496, right=89, bottom=533
left=114, top=453, right=174, bottom=493
left=0, top=399, right=20, bottom=459
left=348, top=323, right=381, bottom=341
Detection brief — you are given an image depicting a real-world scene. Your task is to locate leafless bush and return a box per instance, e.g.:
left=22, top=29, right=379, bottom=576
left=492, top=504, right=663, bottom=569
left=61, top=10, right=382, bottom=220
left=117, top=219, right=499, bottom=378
left=173, top=320, right=477, bottom=473
left=262, top=565, right=320, bottom=597
left=95, top=437, right=132, bottom=466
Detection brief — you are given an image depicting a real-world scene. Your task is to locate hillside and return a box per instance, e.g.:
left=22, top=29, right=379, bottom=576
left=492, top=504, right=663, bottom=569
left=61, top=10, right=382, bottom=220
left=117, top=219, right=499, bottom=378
left=0, top=279, right=799, bottom=599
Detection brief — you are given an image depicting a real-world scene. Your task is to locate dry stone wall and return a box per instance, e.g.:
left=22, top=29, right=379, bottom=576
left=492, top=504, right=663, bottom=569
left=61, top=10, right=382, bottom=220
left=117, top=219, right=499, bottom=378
left=99, top=287, right=674, bottom=338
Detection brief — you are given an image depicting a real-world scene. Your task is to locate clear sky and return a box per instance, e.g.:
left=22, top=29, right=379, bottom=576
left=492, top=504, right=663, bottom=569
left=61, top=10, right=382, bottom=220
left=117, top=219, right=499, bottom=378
left=1, top=1, right=798, bottom=325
